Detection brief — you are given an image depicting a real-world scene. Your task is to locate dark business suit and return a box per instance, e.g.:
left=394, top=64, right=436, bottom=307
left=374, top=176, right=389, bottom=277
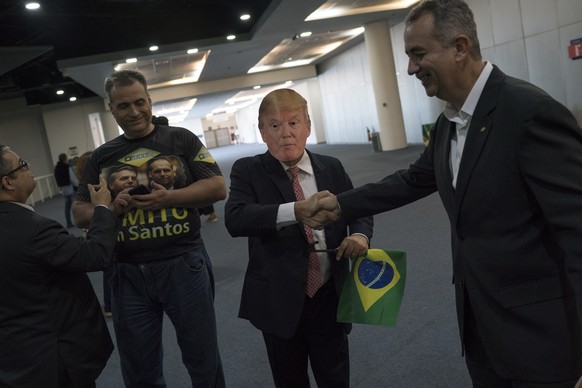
left=225, top=150, right=373, bottom=385
left=337, top=66, right=582, bottom=382
left=0, top=204, right=118, bottom=388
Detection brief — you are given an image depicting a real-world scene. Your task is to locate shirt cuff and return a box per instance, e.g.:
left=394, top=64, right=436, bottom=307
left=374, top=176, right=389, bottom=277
left=276, top=202, right=297, bottom=229
left=350, top=232, right=369, bottom=247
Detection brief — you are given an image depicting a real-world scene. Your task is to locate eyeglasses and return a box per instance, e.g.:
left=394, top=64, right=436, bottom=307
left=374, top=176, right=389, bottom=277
left=2, top=159, right=29, bottom=178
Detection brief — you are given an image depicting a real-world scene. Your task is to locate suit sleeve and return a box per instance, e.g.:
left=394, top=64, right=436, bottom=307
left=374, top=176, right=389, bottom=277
left=517, top=96, right=582, bottom=320
left=334, top=160, right=373, bottom=241
left=337, top=132, right=438, bottom=221
left=34, top=206, right=119, bottom=272
left=225, top=159, right=281, bottom=237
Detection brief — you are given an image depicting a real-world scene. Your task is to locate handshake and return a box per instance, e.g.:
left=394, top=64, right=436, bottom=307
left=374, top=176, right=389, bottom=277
left=295, top=190, right=342, bottom=229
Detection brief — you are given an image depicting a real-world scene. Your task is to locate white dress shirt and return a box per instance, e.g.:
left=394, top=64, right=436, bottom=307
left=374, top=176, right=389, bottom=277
left=444, top=61, right=493, bottom=188
left=276, top=152, right=330, bottom=285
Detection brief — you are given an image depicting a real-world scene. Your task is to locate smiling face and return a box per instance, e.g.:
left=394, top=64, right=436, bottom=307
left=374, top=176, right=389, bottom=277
left=108, top=81, right=155, bottom=139
left=404, top=12, right=458, bottom=103
left=148, top=158, right=176, bottom=189
left=258, top=89, right=311, bottom=166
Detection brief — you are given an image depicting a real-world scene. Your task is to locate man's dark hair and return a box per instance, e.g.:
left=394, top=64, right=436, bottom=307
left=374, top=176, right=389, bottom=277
left=406, top=0, right=481, bottom=60
left=107, top=165, right=138, bottom=188
left=152, top=116, right=169, bottom=126
left=104, top=69, right=148, bottom=101
left=58, top=153, right=67, bottom=163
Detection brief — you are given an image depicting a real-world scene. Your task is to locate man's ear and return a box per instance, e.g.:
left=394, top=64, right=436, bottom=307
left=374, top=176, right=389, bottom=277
left=454, top=35, right=470, bottom=61
left=1, top=175, right=13, bottom=191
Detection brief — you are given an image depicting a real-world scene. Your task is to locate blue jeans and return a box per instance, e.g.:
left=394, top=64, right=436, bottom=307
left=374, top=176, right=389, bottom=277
left=111, top=246, right=225, bottom=388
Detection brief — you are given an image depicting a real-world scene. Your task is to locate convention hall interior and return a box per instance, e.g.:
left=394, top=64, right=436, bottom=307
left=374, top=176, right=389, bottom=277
left=1, top=0, right=581, bottom=386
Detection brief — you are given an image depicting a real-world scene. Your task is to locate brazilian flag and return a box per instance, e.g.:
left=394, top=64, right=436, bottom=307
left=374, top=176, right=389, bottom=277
left=337, top=249, right=406, bottom=327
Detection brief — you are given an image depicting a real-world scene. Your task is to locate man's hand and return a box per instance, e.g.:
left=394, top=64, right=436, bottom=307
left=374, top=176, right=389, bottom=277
left=88, top=176, right=112, bottom=207
left=110, top=189, right=134, bottom=215
left=295, top=191, right=341, bottom=230
left=131, top=181, right=168, bottom=211
left=334, top=234, right=368, bottom=261
left=309, top=192, right=341, bottom=216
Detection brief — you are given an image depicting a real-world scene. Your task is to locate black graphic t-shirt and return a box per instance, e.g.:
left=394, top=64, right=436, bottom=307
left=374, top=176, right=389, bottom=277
left=76, top=125, right=222, bottom=263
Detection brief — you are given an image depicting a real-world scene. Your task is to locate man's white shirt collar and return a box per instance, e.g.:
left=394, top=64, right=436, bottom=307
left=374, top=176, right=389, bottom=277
left=444, top=61, right=493, bottom=124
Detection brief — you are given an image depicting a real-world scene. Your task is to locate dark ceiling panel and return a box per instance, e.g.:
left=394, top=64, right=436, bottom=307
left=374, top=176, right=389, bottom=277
left=0, top=0, right=274, bottom=104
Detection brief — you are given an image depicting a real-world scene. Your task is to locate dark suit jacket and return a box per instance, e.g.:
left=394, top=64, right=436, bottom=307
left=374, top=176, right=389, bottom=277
left=0, top=204, right=118, bottom=387
left=337, top=66, right=582, bottom=381
left=225, top=150, right=373, bottom=338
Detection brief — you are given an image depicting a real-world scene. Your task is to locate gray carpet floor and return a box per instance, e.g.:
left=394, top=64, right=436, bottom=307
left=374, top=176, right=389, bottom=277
left=35, top=143, right=471, bottom=387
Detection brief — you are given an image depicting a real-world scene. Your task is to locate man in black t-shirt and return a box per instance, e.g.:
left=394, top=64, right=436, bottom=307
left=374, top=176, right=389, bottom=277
left=72, top=69, right=226, bottom=388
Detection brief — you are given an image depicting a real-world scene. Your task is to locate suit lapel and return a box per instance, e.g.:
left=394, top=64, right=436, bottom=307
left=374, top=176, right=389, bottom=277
left=453, top=67, right=503, bottom=213
left=261, top=151, right=296, bottom=203
left=308, top=151, right=331, bottom=192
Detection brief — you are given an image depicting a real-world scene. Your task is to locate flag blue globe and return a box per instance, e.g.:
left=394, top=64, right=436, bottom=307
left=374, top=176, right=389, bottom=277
left=357, top=258, right=394, bottom=289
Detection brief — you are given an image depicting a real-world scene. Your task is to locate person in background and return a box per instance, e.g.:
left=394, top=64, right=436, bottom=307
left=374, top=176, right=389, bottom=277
left=72, top=69, right=226, bottom=388
left=54, top=153, right=79, bottom=228
left=225, top=89, right=373, bottom=388
left=75, top=151, right=93, bottom=185
left=152, top=115, right=169, bottom=126
left=0, top=145, right=118, bottom=388
left=199, top=204, right=219, bottom=223
left=304, top=0, right=582, bottom=386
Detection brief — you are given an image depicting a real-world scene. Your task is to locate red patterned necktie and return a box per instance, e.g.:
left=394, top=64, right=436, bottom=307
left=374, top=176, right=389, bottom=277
left=288, top=166, right=321, bottom=298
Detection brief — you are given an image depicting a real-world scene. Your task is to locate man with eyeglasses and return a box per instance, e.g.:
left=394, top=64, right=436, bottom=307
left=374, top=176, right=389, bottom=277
left=0, top=145, right=119, bottom=388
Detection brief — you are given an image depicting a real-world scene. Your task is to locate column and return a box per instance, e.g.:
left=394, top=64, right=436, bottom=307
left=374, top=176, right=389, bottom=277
left=364, top=20, right=407, bottom=151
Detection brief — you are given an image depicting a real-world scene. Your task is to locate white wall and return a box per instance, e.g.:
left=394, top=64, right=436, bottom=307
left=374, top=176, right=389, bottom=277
left=467, top=0, right=581, bottom=121
left=315, top=0, right=582, bottom=145
left=0, top=105, right=59, bottom=204
left=317, top=42, right=380, bottom=144
left=43, top=97, right=105, bottom=162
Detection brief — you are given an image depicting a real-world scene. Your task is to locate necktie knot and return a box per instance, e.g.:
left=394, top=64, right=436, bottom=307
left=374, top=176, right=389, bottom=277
left=288, top=166, right=300, bottom=179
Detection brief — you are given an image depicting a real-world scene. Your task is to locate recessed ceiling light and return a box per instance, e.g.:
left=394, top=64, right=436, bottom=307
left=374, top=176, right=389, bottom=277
left=300, top=31, right=312, bottom=38
left=226, top=35, right=236, bottom=41
left=187, top=48, right=199, bottom=54
left=25, top=2, right=40, bottom=10
left=56, top=90, right=64, bottom=95
left=253, top=85, right=261, bottom=90
left=240, top=14, right=250, bottom=21
left=126, top=58, right=137, bottom=63
left=69, top=97, right=77, bottom=102
left=149, top=46, right=159, bottom=51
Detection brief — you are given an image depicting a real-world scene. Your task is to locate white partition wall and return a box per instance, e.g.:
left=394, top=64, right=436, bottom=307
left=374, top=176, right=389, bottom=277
left=314, top=0, right=582, bottom=147
left=317, top=42, right=379, bottom=144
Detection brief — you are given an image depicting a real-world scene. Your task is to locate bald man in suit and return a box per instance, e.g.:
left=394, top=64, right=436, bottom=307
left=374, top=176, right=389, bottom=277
left=0, top=145, right=118, bottom=388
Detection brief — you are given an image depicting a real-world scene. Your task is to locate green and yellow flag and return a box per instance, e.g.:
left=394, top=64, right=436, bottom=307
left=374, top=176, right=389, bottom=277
left=337, top=249, right=406, bottom=327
